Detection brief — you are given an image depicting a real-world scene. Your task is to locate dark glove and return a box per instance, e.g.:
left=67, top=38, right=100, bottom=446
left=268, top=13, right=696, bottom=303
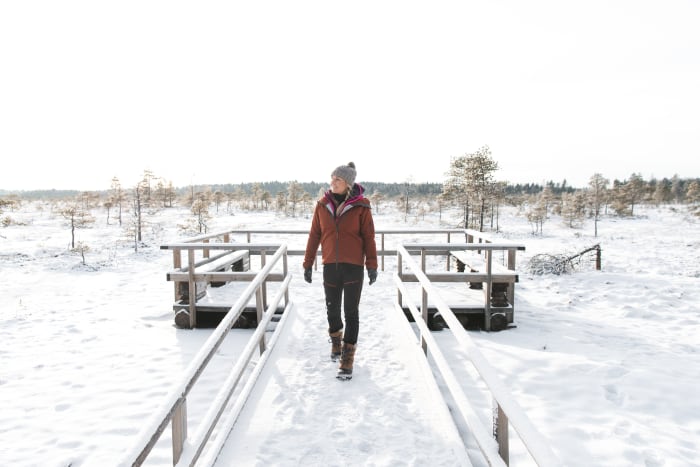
left=367, top=268, right=377, bottom=285
left=304, top=268, right=312, bottom=283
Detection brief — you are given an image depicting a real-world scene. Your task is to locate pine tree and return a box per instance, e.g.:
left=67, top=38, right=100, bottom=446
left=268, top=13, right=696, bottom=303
left=59, top=201, right=95, bottom=249
left=443, top=145, right=499, bottom=231
left=588, top=173, right=609, bottom=236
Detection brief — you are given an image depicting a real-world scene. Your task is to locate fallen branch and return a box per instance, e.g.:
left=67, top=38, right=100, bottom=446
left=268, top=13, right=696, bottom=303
left=528, top=244, right=601, bottom=275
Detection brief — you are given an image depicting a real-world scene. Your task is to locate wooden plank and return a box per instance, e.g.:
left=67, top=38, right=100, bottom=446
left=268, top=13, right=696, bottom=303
left=172, top=398, right=187, bottom=464
left=495, top=404, right=509, bottom=465
left=399, top=272, right=518, bottom=283
left=398, top=305, right=512, bottom=315
left=188, top=249, right=196, bottom=328
left=180, top=250, right=249, bottom=273
left=410, top=242, right=526, bottom=251
left=173, top=303, right=285, bottom=313
left=167, top=272, right=285, bottom=282
left=161, top=242, right=282, bottom=251
left=450, top=250, right=514, bottom=274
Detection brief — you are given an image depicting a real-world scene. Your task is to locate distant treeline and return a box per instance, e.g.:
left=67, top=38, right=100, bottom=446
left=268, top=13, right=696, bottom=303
left=1, top=182, right=446, bottom=199
left=2, top=177, right=694, bottom=200
left=198, top=181, right=447, bottom=198
left=201, top=180, right=578, bottom=197
left=0, top=188, right=83, bottom=199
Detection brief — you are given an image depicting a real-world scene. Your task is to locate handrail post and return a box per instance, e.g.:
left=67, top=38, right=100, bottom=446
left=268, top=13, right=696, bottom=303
left=420, top=248, right=428, bottom=354
left=173, top=249, right=182, bottom=269
left=172, top=397, right=187, bottom=465
left=381, top=233, right=386, bottom=271
left=507, top=248, right=516, bottom=270
left=494, top=402, right=509, bottom=465
left=446, top=232, right=451, bottom=271
left=188, top=249, right=196, bottom=328
left=260, top=250, right=268, bottom=310
left=256, top=287, right=266, bottom=354
left=396, top=250, right=404, bottom=309
left=173, top=249, right=181, bottom=302
left=484, top=249, right=492, bottom=331
left=282, top=252, right=289, bottom=305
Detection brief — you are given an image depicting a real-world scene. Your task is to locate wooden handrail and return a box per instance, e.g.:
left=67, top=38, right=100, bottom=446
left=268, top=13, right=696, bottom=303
left=121, top=244, right=293, bottom=467
left=394, top=243, right=559, bottom=467
left=160, top=228, right=523, bottom=273
left=131, top=228, right=533, bottom=465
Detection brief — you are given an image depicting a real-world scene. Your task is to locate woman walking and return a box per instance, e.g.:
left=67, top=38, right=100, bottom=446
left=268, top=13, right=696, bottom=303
left=303, top=162, right=378, bottom=380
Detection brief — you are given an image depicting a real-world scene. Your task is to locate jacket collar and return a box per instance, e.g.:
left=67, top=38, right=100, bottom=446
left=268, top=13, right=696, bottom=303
left=321, top=183, right=368, bottom=216
left=322, top=183, right=365, bottom=206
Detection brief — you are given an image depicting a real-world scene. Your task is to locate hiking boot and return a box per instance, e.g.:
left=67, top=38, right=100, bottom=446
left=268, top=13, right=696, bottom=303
left=336, top=343, right=356, bottom=380
left=329, top=330, right=343, bottom=361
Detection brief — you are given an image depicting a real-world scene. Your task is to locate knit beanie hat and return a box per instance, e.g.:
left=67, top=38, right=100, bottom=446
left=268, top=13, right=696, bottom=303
left=331, top=162, right=357, bottom=186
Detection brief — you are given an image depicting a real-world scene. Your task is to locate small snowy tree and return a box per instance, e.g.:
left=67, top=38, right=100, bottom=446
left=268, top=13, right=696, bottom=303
left=443, top=145, right=499, bottom=230
left=610, top=180, right=632, bottom=217
left=588, top=173, right=609, bottom=237
left=624, top=173, right=646, bottom=215
left=110, top=177, right=125, bottom=226
left=652, top=178, right=672, bottom=205
left=526, top=198, right=547, bottom=235
left=371, top=190, right=384, bottom=214
left=103, top=200, right=113, bottom=225
left=561, top=192, right=586, bottom=228
left=72, top=241, right=90, bottom=265
left=686, top=180, right=700, bottom=216
left=191, top=192, right=211, bottom=233
left=287, top=181, right=304, bottom=217
left=59, top=202, right=95, bottom=249
left=212, top=190, right=225, bottom=213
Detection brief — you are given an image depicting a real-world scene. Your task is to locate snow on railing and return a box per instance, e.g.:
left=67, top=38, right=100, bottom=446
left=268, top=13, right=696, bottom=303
left=164, top=227, right=470, bottom=270
left=394, top=243, right=560, bottom=467
left=120, top=243, right=293, bottom=467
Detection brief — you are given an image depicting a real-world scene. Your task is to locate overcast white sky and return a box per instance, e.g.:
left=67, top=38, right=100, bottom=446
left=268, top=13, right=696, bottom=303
left=1, top=1, right=699, bottom=191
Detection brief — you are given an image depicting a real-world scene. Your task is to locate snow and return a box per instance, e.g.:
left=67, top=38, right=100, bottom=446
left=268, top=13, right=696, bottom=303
left=1, top=202, right=699, bottom=466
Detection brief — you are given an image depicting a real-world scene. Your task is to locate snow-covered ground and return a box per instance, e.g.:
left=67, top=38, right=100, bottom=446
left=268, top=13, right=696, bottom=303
left=1, top=202, right=698, bottom=466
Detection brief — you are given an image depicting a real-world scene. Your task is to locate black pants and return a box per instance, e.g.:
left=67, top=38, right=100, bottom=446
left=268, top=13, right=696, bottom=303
left=323, top=263, right=364, bottom=345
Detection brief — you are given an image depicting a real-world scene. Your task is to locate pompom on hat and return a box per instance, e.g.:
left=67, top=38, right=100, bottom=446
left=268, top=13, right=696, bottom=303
left=331, top=162, right=357, bottom=186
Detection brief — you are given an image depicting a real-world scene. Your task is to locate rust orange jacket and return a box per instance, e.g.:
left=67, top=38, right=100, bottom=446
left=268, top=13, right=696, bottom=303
left=303, top=184, right=378, bottom=271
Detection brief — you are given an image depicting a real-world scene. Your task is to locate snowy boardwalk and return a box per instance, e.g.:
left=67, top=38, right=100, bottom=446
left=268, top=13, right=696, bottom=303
left=210, top=293, right=473, bottom=466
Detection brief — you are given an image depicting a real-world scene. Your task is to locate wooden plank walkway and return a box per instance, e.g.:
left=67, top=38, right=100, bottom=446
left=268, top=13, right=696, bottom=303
left=207, top=298, right=474, bottom=466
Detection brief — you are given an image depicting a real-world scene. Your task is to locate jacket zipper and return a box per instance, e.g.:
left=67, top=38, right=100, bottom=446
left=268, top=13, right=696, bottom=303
left=326, top=201, right=354, bottom=266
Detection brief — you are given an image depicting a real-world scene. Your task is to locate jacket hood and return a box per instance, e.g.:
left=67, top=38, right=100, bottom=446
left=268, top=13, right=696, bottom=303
left=322, top=183, right=365, bottom=205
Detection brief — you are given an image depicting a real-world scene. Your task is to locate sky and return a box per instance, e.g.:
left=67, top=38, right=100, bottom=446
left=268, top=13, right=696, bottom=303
left=2, top=203, right=698, bottom=466
left=2, top=0, right=699, bottom=191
